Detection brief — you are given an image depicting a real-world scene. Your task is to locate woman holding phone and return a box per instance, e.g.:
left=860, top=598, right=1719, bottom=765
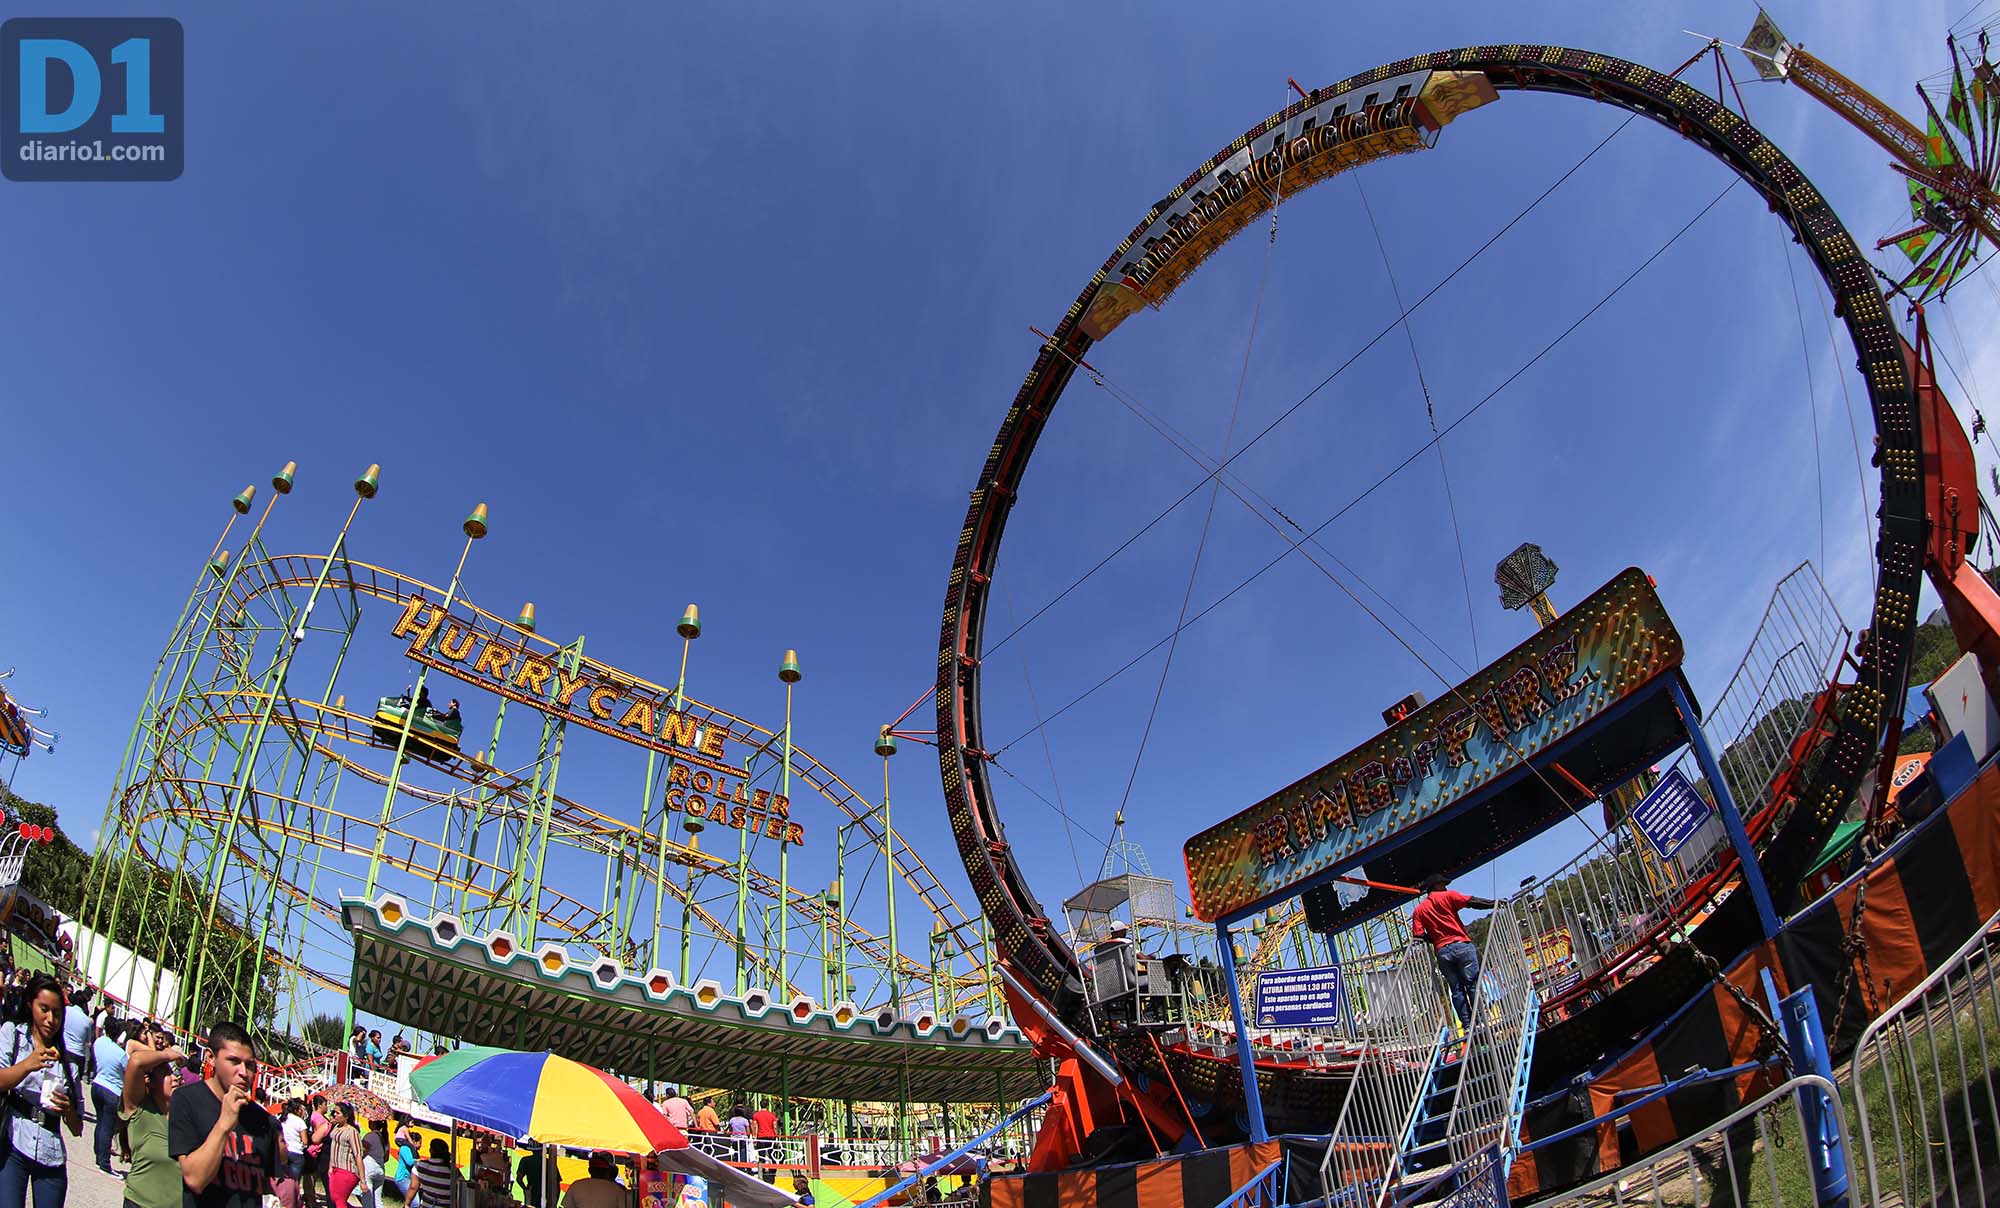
left=0, top=974, right=84, bottom=1208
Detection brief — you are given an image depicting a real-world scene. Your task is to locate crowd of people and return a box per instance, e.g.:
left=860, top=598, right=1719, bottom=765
left=654, top=1090, right=783, bottom=1163
left=0, top=956, right=987, bottom=1208
left=345, top=1027, right=415, bottom=1073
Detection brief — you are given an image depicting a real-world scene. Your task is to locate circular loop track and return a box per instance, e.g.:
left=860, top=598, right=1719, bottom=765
left=936, top=45, right=1924, bottom=1028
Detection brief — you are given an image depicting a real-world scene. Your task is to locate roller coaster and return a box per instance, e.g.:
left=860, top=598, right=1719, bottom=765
left=79, top=483, right=1009, bottom=1053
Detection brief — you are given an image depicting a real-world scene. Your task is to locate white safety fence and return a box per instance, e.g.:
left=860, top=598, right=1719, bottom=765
left=1539, top=1075, right=1853, bottom=1207
left=1853, top=908, right=2000, bottom=1208
left=686, top=1132, right=813, bottom=1167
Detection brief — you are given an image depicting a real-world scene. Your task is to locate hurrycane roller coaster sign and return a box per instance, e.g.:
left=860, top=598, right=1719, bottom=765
left=389, top=596, right=806, bottom=845
left=1183, top=568, right=1682, bottom=920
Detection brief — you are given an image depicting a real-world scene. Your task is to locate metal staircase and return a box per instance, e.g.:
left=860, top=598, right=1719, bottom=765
left=1320, top=897, right=1540, bottom=1208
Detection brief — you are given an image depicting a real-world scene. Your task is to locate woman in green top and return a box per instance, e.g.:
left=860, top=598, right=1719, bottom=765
left=120, top=1039, right=187, bottom=1208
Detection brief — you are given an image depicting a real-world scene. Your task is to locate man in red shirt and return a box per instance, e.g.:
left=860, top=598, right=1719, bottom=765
left=750, top=1103, right=778, bottom=1159
left=1410, top=874, right=1496, bottom=1029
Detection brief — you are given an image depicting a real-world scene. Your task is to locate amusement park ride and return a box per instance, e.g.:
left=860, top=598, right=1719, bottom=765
left=60, top=12, right=2000, bottom=1208
left=0, top=669, right=57, bottom=774
left=929, top=21, right=2000, bottom=1208
left=80, top=467, right=1036, bottom=1108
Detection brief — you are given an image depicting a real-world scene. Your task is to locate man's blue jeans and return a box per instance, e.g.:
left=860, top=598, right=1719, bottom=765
left=1435, top=940, right=1481, bottom=1028
left=92, top=1082, right=122, bottom=1171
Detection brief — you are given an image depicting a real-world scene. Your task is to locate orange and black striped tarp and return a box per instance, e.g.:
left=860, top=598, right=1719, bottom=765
left=1510, top=756, right=2000, bottom=1200
left=983, top=1141, right=1279, bottom=1208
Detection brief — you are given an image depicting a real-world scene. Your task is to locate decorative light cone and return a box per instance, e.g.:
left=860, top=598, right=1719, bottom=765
left=232, top=484, right=257, bottom=515
left=354, top=464, right=381, bottom=499
left=463, top=503, right=489, bottom=539
left=683, top=814, right=704, bottom=835
left=208, top=550, right=231, bottom=577
left=874, top=726, right=897, bottom=757
left=273, top=461, right=297, bottom=494
left=334, top=693, right=346, bottom=711
left=825, top=883, right=840, bottom=908
left=516, top=602, right=537, bottom=632
left=677, top=603, right=701, bottom=640
left=779, top=649, right=802, bottom=683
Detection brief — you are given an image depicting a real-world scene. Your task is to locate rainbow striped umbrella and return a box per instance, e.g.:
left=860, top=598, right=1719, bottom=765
left=408, top=1046, right=687, bottom=1154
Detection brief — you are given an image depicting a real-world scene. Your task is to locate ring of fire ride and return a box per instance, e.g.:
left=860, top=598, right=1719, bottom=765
left=936, top=45, right=1928, bottom=1130
left=82, top=484, right=1036, bottom=1101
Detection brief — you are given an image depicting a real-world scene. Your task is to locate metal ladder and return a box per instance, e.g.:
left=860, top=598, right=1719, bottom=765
left=1321, top=897, right=1540, bottom=1208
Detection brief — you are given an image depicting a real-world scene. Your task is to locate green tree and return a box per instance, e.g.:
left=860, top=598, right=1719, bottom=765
left=0, top=781, right=277, bottom=1032
left=301, top=1011, right=347, bottom=1050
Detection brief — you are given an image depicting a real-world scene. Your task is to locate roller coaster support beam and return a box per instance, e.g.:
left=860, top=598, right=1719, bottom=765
left=1669, top=677, right=1781, bottom=941
left=249, top=582, right=362, bottom=1027
left=453, top=699, right=503, bottom=925
left=778, top=649, right=799, bottom=994
left=90, top=486, right=269, bottom=998
left=514, top=637, right=578, bottom=948
left=365, top=506, right=483, bottom=900
left=1216, top=918, right=1269, bottom=1142
left=84, top=493, right=245, bottom=965
left=637, top=617, right=696, bottom=969
left=189, top=490, right=362, bottom=1029
left=882, top=753, right=901, bottom=1009
left=175, top=483, right=294, bottom=1026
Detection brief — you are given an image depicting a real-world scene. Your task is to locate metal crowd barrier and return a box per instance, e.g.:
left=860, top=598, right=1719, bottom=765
left=1538, top=1074, right=1853, bottom=1206
left=1853, top=908, right=2000, bottom=1207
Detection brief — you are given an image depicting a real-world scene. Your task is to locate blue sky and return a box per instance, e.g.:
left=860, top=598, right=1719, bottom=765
left=5, top=1, right=1998, bottom=1025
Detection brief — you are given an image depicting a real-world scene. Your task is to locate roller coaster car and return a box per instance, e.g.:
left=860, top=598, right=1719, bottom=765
left=1083, top=942, right=1180, bottom=1028
left=370, top=696, right=464, bottom=763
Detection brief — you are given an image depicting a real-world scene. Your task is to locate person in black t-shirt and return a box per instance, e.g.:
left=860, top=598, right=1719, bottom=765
left=168, top=1022, right=280, bottom=1208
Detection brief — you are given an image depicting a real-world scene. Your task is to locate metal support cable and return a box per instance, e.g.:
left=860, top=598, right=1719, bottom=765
left=1109, top=146, right=1286, bottom=838
left=1779, top=231, right=1831, bottom=577
left=997, top=179, right=1740, bottom=759
left=982, top=114, right=1640, bottom=665
left=1354, top=172, right=1482, bottom=666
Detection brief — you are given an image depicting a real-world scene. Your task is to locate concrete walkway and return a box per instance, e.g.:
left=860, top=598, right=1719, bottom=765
left=60, top=1130, right=129, bottom=1208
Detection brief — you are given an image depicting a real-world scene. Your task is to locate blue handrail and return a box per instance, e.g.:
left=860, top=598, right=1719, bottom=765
left=858, top=1091, right=1053, bottom=1208
left=1215, top=1158, right=1282, bottom=1208
left=1519, top=1059, right=1772, bottom=1153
